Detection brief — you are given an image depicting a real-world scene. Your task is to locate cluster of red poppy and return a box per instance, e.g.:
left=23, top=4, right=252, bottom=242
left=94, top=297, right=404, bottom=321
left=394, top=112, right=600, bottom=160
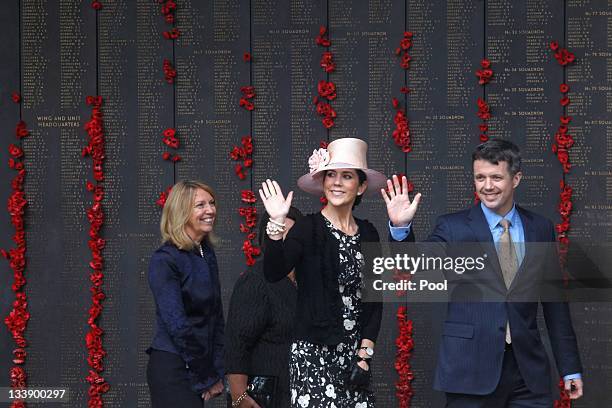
left=239, top=86, right=256, bottom=111
left=551, top=82, right=573, bottom=174
left=550, top=41, right=575, bottom=66
left=391, top=29, right=415, bottom=407
left=475, top=58, right=493, bottom=85
left=549, top=39, right=576, bottom=408
left=82, top=95, right=109, bottom=408
left=474, top=59, right=493, bottom=146
left=234, top=49, right=260, bottom=265
left=161, top=128, right=181, bottom=162
left=156, top=186, right=173, bottom=207
left=313, top=26, right=336, bottom=129
left=163, top=59, right=176, bottom=84
left=391, top=98, right=411, bottom=153
left=229, top=136, right=253, bottom=180
left=395, top=31, right=413, bottom=70
left=159, top=0, right=176, bottom=23
left=238, top=203, right=260, bottom=266
left=395, top=306, right=415, bottom=407
left=556, top=180, right=572, bottom=266
left=476, top=97, right=491, bottom=141
left=2, top=92, right=29, bottom=408
left=157, top=2, right=180, bottom=208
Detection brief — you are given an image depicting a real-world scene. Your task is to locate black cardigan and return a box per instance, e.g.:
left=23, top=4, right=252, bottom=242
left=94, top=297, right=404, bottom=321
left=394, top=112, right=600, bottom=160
left=264, top=212, right=383, bottom=346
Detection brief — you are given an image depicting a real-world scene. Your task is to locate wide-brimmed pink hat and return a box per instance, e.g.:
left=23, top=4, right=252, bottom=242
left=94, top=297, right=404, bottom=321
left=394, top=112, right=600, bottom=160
left=297, top=137, right=387, bottom=195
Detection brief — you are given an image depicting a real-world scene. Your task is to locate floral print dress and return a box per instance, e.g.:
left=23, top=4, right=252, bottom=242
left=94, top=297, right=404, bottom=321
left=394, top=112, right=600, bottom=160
left=289, top=218, right=373, bottom=408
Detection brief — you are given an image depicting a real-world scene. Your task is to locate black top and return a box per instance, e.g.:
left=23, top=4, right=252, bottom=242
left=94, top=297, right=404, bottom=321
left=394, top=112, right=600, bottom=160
left=225, top=261, right=296, bottom=407
left=147, top=242, right=224, bottom=394
left=264, top=212, right=384, bottom=345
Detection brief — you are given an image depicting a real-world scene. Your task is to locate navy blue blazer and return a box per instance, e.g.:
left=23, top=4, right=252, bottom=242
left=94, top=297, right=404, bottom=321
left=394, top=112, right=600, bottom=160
left=415, top=205, right=582, bottom=395
left=147, top=242, right=224, bottom=394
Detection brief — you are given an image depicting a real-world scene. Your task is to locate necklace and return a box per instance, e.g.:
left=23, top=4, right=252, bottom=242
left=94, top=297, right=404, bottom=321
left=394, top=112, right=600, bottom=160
left=198, top=244, right=204, bottom=258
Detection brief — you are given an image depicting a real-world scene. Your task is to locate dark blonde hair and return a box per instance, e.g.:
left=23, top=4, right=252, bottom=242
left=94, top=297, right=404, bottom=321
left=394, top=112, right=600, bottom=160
left=160, top=180, right=218, bottom=250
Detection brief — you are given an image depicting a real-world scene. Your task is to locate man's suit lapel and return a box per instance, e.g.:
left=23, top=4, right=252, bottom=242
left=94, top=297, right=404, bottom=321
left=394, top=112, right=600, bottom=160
left=467, top=205, right=507, bottom=290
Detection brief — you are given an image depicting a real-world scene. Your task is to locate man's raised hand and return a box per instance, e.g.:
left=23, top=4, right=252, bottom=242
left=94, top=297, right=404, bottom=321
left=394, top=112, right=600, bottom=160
left=381, top=174, right=421, bottom=227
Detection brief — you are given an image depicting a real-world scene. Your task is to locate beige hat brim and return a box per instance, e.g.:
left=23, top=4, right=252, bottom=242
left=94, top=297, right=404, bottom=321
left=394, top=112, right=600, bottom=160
left=297, top=163, right=387, bottom=196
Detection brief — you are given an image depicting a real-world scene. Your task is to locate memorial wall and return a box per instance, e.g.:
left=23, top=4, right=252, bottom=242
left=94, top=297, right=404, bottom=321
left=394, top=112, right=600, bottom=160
left=0, top=0, right=610, bottom=406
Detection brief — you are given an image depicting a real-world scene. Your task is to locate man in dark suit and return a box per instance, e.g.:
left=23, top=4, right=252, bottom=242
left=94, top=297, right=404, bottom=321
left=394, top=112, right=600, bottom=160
left=381, top=139, right=583, bottom=407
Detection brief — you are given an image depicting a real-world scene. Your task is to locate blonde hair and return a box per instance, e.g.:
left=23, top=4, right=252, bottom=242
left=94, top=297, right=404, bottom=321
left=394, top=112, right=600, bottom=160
left=160, top=180, right=219, bottom=250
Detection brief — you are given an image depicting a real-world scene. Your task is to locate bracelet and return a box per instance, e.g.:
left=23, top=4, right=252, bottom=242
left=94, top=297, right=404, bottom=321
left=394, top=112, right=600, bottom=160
left=266, top=220, right=285, bottom=236
left=232, top=390, right=248, bottom=407
left=268, top=218, right=286, bottom=227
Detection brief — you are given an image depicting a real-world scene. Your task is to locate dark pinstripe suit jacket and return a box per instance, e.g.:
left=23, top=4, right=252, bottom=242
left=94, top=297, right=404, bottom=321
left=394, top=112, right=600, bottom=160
left=420, top=204, right=582, bottom=395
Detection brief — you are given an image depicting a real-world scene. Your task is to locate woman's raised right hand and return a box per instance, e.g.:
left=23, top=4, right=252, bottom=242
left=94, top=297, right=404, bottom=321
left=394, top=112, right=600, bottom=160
left=258, top=179, right=293, bottom=222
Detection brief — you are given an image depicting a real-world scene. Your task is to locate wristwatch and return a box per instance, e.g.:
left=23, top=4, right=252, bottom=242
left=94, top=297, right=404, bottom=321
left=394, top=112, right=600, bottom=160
left=358, top=346, right=374, bottom=357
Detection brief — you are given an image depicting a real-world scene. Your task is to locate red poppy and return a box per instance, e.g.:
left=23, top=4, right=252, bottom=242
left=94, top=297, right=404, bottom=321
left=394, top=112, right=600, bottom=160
left=480, top=58, right=491, bottom=69
left=162, top=28, right=180, bottom=39
left=316, top=101, right=332, bottom=117
left=550, top=41, right=559, bottom=51
left=162, top=152, right=171, bottom=160
left=240, top=86, right=256, bottom=99
left=241, top=136, right=253, bottom=152
left=320, top=51, right=335, bottom=73
left=400, top=86, right=410, bottom=94
left=322, top=117, right=334, bottom=129
left=559, top=83, right=569, bottom=93
left=239, top=98, right=254, bottom=111
left=315, top=27, right=331, bottom=47
left=165, top=13, right=174, bottom=23
left=560, top=115, right=571, bottom=125
left=404, top=31, right=413, bottom=38
left=244, top=158, right=253, bottom=168
left=15, top=121, right=29, bottom=139
left=480, top=134, right=489, bottom=142
left=317, top=80, right=336, bottom=100
left=241, top=190, right=257, bottom=203
left=162, top=136, right=179, bottom=149
left=560, top=96, right=570, bottom=106
left=243, top=52, right=252, bottom=62
left=229, top=146, right=242, bottom=160
left=91, top=0, right=102, bottom=10
left=400, top=38, right=412, bottom=50
left=8, top=144, right=23, bottom=159
left=11, top=92, right=21, bottom=104
left=319, top=140, right=328, bottom=149
left=479, top=124, right=488, bottom=132
left=171, top=155, right=181, bottom=162
left=235, top=164, right=246, bottom=180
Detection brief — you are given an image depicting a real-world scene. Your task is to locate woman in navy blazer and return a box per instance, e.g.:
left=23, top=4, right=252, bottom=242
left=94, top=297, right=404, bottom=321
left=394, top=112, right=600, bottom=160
left=147, top=180, right=225, bottom=407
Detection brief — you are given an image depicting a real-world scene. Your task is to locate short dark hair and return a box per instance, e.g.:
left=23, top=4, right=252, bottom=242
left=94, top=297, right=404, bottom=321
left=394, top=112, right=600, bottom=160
left=472, top=138, right=521, bottom=176
left=352, top=169, right=367, bottom=209
left=258, top=206, right=304, bottom=251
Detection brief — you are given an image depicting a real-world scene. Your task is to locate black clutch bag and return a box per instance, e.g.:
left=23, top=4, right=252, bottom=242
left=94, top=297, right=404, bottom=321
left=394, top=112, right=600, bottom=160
left=227, top=375, right=278, bottom=408
left=347, top=358, right=372, bottom=390
left=247, top=375, right=277, bottom=408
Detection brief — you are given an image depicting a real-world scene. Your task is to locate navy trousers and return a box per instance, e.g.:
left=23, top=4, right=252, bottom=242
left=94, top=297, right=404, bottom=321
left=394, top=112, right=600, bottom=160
left=446, top=348, right=553, bottom=408
left=147, top=349, right=205, bottom=408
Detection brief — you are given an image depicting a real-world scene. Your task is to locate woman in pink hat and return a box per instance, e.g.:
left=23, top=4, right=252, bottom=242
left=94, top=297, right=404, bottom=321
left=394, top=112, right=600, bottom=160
left=258, top=137, right=414, bottom=408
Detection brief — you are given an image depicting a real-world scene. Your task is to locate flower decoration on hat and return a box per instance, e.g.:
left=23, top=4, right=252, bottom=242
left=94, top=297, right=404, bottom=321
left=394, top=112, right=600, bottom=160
left=308, top=148, right=330, bottom=174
